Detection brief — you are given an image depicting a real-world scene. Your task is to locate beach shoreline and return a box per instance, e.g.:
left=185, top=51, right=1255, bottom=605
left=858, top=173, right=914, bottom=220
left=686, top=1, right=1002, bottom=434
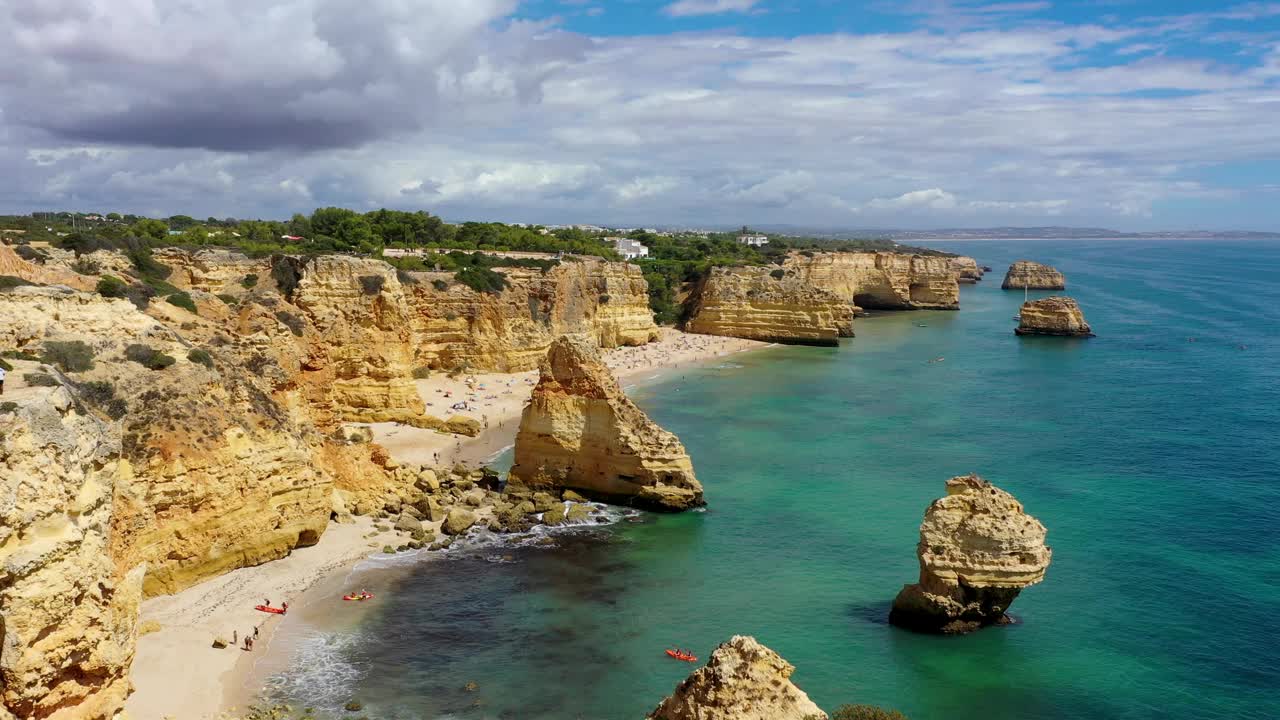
left=124, top=330, right=767, bottom=720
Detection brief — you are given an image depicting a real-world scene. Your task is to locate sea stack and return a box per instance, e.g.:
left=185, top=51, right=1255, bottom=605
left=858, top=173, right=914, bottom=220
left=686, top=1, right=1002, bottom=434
left=1002, top=260, right=1066, bottom=290
left=507, top=336, right=703, bottom=511
left=647, top=636, right=825, bottom=720
left=1016, top=296, right=1094, bottom=337
left=890, top=474, right=1052, bottom=634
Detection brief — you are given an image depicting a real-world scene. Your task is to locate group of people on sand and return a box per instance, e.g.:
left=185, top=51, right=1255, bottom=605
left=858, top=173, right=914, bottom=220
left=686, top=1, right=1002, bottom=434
left=233, top=626, right=260, bottom=651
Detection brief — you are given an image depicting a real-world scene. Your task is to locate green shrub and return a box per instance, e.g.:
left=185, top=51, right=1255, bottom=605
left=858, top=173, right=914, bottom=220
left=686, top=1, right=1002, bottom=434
left=0, top=275, right=35, bottom=290
left=598, top=294, right=610, bottom=304
left=124, top=343, right=176, bottom=370
left=431, top=279, right=449, bottom=291
left=14, top=245, right=47, bottom=264
left=274, top=310, right=305, bottom=337
left=240, top=273, right=258, bottom=289
left=216, top=293, right=238, bottom=305
left=1, top=349, right=39, bottom=362
left=0, top=358, right=10, bottom=371
left=395, top=268, right=418, bottom=286
left=187, top=349, right=214, bottom=368
left=411, top=366, right=431, bottom=379
left=271, top=257, right=304, bottom=298
left=41, top=340, right=95, bottom=372
left=770, top=268, right=786, bottom=279
left=830, top=705, right=910, bottom=720
left=166, top=291, right=198, bottom=314
left=125, top=283, right=155, bottom=309
left=359, top=274, right=385, bottom=295
left=24, top=373, right=59, bottom=387
left=76, top=380, right=128, bottom=419
left=96, top=276, right=129, bottom=298
left=0, top=401, right=17, bottom=413
left=454, top=266, right=508, bottom=294
left=71, top=257, right=101, bottom=275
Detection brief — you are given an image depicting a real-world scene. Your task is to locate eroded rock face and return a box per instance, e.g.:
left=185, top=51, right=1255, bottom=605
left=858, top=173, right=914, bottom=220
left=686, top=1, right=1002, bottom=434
left=1002, top=260, right=1066, bottom=290
left=647, top=636, right=824, bottom=720
left=950, top=256, right=984, bottom=284
left=0, top=386, right=145, bottom=720
left=685, top=266, right=855, bottom=346
left=783, top=251, right=960, bottom=310
left=890, top=474, right=1052, bottom=634
left=404, top=257, right=659, bottom=373
left=1016, top=296, right=1094, bottom=337
left=508, top=336, right=702, bottom=511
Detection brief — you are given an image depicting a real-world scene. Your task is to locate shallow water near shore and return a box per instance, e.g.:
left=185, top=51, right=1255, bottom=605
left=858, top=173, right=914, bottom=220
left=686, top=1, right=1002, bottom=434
left=259, top=239, right=1280, bottom=720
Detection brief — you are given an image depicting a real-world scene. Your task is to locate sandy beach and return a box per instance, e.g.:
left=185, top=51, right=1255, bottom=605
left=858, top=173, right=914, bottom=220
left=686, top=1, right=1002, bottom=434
left=125, top=330, right=765, bottom=720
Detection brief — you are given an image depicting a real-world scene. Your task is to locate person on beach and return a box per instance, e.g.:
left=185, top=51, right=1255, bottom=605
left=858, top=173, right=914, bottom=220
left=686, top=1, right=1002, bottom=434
left=0, top=365, right=6, bottom=395
left=254, top=626, right=260, bottom=638
left=232, top=630, right=237, bottom=645
left=264, top=598, right=270, bottom=607
left=281, top=602, right=288, bottom=613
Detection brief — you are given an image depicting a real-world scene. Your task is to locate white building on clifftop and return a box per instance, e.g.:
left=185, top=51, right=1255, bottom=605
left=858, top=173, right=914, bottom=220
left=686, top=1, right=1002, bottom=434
left=608, top=237, right=649, bottom=260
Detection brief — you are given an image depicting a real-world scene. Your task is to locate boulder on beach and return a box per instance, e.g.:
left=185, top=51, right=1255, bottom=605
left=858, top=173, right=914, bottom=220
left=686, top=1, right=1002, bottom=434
left=889, top=474, right=1052, bottom=634
left=441, top=508, right=477, bottom=535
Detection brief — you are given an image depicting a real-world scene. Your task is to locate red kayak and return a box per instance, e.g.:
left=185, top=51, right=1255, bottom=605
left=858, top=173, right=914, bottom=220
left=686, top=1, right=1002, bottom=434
left=343, top=594, right=374, bottom=601
left=255, top=605, right=287, bottom=615
left=665, top=649, right=697, bottom=662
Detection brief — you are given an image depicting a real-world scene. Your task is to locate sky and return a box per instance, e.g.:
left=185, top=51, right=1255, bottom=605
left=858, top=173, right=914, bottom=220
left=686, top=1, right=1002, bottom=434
left=2, top=0, right=1280, bottom=230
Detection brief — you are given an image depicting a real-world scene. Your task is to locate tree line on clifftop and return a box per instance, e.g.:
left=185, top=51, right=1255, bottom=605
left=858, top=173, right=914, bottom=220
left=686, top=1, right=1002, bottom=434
left=2, top=210, right=949, bottom=324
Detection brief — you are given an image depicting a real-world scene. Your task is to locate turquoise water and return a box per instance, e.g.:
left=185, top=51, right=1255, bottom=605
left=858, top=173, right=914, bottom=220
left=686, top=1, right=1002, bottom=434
left=264, top=240, right=1280, bottom=720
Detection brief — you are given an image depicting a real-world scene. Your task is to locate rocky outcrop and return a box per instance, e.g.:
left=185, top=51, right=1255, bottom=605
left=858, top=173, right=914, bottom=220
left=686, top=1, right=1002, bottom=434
left=782, top=251, right=960, bottom=310
left=508, top=336, right=702, bottom=511
left=1015, top=296, right=1094, bottom=337
left=1002, top=260, right=1065, bottom=290
left=685, top=266, right=855, bottom=346
left=404, top=257, right=659, bottom=373
left=950, top=256, right=984, bottom=284
left=890, top=474, right=1052, bottom=634
left=647, top=636, right=824, bottom=720
left=0, top=385, right=145, bottom=720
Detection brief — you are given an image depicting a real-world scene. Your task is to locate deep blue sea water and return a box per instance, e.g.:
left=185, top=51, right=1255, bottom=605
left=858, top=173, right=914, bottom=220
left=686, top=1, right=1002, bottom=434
left=262, top=240, right=1280, bottom=720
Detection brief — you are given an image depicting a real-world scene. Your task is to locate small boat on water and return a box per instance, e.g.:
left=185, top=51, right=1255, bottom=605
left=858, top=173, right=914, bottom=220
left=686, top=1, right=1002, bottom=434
left=665, top=649, right=698, bottom=662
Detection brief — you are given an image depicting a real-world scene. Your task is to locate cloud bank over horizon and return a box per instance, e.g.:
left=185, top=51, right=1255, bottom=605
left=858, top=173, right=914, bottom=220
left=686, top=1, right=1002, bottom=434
left=3, top=0, right=1280, bottom=230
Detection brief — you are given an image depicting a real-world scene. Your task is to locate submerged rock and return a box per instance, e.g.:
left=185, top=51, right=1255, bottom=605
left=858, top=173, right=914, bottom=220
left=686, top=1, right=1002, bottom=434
left=647, top=635, right=824, bottom=720
left=890, top=474, right=1052, bottom=634
left=508, top=336, right=704, bottom=511
left=1002, top=260, right=1066, bottom=290
left=1015, top=296, right=1094, bottom=337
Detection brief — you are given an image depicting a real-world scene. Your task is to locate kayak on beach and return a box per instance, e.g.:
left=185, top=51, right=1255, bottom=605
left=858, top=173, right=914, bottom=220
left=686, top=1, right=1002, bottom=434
left=665, top=649, right=697, bottom=662
left=343, top=593, right=375, bottom=601
left=255, top=605, right=287, bottom=615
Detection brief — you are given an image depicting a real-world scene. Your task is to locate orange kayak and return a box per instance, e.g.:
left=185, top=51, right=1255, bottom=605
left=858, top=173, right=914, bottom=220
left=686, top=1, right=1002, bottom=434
left=343, top=594, right=374, bottom=601
left=665, top=649, right=697, bottom=662
left=255, top=605, right=286, bottom=614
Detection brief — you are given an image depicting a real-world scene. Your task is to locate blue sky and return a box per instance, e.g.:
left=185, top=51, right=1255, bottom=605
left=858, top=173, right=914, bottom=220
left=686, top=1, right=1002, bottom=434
left=2, top=0, right=1279, bottom=230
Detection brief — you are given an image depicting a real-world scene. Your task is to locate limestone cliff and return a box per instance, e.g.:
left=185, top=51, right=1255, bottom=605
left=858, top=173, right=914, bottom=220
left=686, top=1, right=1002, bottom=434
left=782, top=251, right=960, bottom=310
left=404, top=257, right=659, bottom=372
left=1002, top=260, right=1066, bottom=290
left=508, top=336, right=702, bottom=511
left=1016, top=296, right=1094, bottom=337
left=950, top=256, right=984, bottom=284
left=890, top=474, right=1052, bottom=634
left=685, top=266, right=855, bottom=346
left=647, top=636, right=825, bottom=720
left=0, top=385, right=145, bottom=720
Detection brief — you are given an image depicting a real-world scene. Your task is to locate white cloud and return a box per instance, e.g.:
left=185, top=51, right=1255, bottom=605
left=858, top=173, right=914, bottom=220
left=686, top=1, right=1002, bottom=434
left=869, top=189, right=959, bottom=210
left=664, top=0, right=763, bottom=18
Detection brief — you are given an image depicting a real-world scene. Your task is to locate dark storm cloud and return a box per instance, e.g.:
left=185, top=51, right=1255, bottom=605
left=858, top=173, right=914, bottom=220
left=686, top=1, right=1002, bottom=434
left=0, top=0, right=582, bottom=152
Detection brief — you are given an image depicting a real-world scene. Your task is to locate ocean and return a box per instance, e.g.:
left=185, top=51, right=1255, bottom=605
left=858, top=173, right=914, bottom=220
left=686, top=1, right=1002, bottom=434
left=258, top=239, right=1280, bottom=720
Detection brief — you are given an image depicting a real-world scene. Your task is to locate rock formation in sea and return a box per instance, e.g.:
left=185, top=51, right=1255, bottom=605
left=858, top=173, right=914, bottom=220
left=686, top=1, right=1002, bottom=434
left=1015, top=296, right=1095, bottom=337
left=647, top=635, right=825, bottom=720
left=782, top=251, right=960, bottom=310
left=1001, top=260, right=1066, bottom=290
left=950, top=256, right=984, bottom=284
left=0, top=383, right=145, bottom=720
left=890, top=474, right=1052, bottom=634
left=685, top=266, right=855, bottom=346
left=507, top=336, right=703, bottom=511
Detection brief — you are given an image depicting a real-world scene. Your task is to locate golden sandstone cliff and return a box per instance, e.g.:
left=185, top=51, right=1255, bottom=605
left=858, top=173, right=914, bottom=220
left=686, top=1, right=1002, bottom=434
left=647, top=636, right=825, bottom=720
left=1002, top=260, right=1066, bottom=290
left=950, top=256, right=984, bottom=283
left=890, top=474, right=1052, bottom=634
left=783, top=251, right=961, bottom=310
left=0, top=383, right=144, bottom=720
left=685, top=266, right=855, bottom=346
left=1016, top=296, right=1094, bottom=337
left=508, top=336, right=703, bottom=511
